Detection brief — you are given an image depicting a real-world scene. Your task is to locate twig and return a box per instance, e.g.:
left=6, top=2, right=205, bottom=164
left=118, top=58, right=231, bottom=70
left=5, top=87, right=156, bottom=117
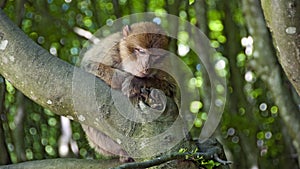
left=213, top=154, right=232, bottom=165
left=111, top=151, right=231, bottom=169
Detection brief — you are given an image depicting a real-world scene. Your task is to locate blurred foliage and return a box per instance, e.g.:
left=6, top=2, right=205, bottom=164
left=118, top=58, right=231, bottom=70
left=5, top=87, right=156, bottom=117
left=0, top=0, right=297, bottom=168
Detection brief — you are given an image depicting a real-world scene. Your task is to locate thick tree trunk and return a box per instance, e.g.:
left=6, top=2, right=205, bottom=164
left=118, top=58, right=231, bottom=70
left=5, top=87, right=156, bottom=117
left=261, top=0, right=300, bottom=96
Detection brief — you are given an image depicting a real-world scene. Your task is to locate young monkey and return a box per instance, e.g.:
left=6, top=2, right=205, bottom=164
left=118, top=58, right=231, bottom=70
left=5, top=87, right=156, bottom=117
left=81, top=22, right=178, bottom=162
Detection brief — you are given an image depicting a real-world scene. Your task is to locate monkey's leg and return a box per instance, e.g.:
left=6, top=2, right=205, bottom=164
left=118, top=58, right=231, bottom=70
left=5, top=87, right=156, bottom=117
left=82, top=124, right=134, bottom=162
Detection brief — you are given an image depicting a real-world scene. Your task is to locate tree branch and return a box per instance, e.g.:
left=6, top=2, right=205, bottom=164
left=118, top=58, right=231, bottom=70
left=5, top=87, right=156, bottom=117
left=0, top=139, right=231, bottom=169
left=0, top=7, right=183, bottom=156
left=113, top=152, right=231, bottom=169
left=113, top=139, right=231, bottom=169
left=0, top=158, right=122, bottom=169
left=0, top=9, right=230, bottom=168
left=0, top=8, right=133, bottom=156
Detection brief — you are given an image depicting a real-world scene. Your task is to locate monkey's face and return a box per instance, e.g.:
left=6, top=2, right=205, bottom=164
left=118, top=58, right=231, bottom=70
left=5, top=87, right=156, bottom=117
left=120, top=46, right=167, bottom=77
left=120, top=34, right=168, bottom=77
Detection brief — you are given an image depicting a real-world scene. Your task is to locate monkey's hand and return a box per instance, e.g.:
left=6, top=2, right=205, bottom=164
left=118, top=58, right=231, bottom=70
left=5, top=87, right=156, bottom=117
left=146, top=88, right=167, bottom=111
left=122, top=76, right=167, bottom=112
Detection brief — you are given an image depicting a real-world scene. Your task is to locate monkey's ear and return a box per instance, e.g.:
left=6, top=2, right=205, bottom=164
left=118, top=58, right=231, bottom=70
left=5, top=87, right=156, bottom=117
left=122, top=25, right=131, bottom=37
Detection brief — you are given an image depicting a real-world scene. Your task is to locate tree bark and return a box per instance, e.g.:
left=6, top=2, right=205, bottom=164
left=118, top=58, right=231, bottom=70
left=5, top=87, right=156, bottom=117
left=261, top=0, right=300, bottom=96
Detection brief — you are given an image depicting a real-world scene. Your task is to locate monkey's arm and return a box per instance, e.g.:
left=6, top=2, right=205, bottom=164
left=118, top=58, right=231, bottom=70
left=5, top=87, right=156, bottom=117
left=96, top=63, right=126, bottom=89
left=83, top=61, right=130, bottom=89
left=84, top=61, right=177, bottom=111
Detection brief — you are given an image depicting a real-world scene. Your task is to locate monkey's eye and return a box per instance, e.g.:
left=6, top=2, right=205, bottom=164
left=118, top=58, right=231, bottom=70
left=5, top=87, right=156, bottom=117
left=135, top=48, right=146, bottom=54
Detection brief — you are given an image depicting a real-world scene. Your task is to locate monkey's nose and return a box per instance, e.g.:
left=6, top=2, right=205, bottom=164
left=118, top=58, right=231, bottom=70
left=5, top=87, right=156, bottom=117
left=145, top=68, right=149, bottom=72
left=139, top=67, right=150, bottom=76
left=140, top=70, right=148, bottom=76
left=142, top=64, right=149, bottom=73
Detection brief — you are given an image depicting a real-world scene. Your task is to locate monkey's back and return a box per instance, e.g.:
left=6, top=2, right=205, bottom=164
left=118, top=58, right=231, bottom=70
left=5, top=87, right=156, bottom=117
left=80, top=32, right=122, bottom=73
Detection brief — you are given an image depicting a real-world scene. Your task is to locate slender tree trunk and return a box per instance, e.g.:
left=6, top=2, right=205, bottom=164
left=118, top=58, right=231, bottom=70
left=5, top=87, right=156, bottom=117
left=243, top=0, right=300, bottom=166
left=223, top=1, right=259, bottom=168
left=0, top=76, right=11, bottom=164
left=12, top=92, right=26, bottom=162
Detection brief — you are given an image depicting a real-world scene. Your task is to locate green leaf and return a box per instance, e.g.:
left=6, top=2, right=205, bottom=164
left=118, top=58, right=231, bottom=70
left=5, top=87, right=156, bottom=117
left=189, top=0, right=195, bottom=5
left=178, top=148, right=187, bottom=153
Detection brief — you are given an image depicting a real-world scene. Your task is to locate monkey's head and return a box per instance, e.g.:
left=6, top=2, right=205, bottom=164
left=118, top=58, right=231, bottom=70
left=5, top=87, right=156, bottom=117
left=119, top=22, right=169, bottom=77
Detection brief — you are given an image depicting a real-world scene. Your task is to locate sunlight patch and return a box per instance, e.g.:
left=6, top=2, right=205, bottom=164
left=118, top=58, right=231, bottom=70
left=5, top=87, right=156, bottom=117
left=0, top=39, right=8, bottom=50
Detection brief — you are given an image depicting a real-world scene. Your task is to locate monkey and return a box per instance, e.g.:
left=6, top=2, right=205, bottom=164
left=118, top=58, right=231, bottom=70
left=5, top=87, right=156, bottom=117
left=82, top=22, right=177, bottom=100
left=80, top=22, right=179, bottom=162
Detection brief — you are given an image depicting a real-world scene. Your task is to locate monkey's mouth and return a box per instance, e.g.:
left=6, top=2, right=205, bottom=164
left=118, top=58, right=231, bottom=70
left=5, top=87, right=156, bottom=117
left=134, top=68, right=149, bottom=77
left=136, top=71, right=148, bottom=77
